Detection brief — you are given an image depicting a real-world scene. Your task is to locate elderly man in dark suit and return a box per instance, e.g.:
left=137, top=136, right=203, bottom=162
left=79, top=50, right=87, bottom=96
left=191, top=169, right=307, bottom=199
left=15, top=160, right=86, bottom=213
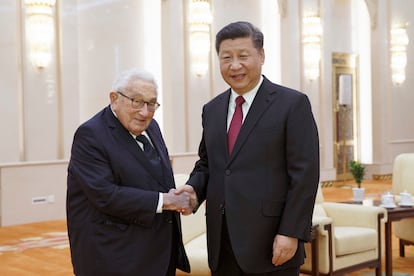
left=178, top=21, right=320, bottom=276
left=66, top=68, right=191, bottom=276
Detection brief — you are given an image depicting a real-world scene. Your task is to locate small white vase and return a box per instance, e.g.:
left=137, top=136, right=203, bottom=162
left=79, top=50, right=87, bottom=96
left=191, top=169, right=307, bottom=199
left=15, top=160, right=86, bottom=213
left=352, top=187, right=365, bottom=202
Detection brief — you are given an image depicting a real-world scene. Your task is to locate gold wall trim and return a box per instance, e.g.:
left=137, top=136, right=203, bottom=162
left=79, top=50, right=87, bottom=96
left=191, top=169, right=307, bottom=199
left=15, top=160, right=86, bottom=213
left=372, top=174, right=392, bottom=181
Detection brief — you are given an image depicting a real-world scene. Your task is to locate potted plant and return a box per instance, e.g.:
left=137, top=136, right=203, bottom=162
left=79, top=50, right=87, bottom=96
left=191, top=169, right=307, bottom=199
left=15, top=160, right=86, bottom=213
left=349, top=160, right=366, bottom=202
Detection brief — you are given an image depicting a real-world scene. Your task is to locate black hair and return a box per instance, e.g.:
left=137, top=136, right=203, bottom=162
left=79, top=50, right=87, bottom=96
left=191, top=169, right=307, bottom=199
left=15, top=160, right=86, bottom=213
left=215, top=21, right=264, bottom=54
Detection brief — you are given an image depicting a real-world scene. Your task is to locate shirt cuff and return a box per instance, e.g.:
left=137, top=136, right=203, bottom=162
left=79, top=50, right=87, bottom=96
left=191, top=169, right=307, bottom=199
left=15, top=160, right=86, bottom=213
left=156, top=192, right=163, bottom=213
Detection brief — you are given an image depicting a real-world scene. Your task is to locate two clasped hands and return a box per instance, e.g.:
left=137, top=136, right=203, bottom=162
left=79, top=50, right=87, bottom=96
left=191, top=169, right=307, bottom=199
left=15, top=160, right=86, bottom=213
left=162, top=185, right=198, bottom=215
left=162, top=184, right=298, bottom=267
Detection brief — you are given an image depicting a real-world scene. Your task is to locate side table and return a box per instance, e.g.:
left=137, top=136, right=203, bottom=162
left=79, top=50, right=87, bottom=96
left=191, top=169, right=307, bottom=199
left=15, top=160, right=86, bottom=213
left=382, top=205, right=414, bottom=276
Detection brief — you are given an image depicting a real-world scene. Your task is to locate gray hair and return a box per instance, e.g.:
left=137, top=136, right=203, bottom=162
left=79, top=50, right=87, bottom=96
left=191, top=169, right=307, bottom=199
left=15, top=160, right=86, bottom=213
left=111, top=68, right=158, bottom=95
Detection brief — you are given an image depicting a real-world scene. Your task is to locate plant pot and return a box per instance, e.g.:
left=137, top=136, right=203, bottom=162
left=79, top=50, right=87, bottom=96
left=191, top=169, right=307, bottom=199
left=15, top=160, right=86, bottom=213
left=352, top=187, right=365, bottom=202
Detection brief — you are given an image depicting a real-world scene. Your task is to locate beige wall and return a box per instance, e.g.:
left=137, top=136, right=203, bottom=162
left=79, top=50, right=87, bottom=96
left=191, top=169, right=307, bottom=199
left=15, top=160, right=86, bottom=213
left=0, top=161, right=67, bottom=226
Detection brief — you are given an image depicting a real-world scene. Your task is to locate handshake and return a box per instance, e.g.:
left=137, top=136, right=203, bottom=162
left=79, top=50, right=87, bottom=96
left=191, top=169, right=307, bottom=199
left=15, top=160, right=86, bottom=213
left=162, top=185, right=198, bottom=215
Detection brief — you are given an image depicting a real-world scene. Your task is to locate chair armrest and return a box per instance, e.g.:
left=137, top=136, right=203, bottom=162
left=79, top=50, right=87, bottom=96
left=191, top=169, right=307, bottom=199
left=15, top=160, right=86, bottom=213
left=312, top=216, right=333, bottom=236
left=322, top=202, right=387, bottom=228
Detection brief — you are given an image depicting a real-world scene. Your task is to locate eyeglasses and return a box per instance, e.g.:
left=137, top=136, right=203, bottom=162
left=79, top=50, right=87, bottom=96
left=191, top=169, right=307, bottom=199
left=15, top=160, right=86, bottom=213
left=116, top=91, right=160, bottom=112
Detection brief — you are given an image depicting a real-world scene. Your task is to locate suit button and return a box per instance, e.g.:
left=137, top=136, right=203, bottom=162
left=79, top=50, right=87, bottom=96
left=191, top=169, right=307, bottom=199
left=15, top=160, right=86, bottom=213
left=219, top=203, right=225, bottom=214
left=225, top=169, right=231, bottom=175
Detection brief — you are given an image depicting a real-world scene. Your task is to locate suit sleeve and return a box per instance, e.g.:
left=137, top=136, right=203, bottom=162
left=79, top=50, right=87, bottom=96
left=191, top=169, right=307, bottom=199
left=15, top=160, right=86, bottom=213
left=187, top=107, right=209, bottom=205
left=278, top=94, right=320, bottom=242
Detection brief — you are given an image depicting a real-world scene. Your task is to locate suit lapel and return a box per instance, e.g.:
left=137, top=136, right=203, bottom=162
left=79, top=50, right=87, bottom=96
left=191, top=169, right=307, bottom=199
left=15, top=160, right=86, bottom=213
left=216, top=90, right=232, bottom=159
left=146, top=125, right=174, bottom=188
left=228, top=78, right=278, bottom=162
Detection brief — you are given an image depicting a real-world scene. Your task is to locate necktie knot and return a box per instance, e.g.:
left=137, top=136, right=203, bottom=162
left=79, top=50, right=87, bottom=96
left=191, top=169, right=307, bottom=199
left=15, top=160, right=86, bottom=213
left=235, top=96, right=245, bottom=106
left=136, top=134, right=158, bottom=161
left=136, top=134, right=152, bottom=153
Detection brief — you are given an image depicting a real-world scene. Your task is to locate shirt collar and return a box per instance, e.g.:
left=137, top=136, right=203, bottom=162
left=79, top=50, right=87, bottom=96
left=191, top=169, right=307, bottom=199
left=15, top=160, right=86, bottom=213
left=229, top=75, right=263, bottom=106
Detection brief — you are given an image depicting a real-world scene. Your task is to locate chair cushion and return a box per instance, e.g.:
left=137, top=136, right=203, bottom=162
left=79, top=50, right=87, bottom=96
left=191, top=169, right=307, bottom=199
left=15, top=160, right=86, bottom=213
left=394, top=219, right=414, bottom=242
left=334, top=226, right=377, bottom=256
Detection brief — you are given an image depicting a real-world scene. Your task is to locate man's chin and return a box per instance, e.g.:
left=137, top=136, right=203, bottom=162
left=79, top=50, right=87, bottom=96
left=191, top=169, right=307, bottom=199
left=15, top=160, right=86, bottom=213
left=130, top=126, right=146, bottom=135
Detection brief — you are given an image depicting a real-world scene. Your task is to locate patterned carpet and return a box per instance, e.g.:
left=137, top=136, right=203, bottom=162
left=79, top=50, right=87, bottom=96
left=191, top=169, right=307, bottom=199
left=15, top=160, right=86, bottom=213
left=363, top=274, right=412, bottom=276
left=0, top=232, right=68, bottom=253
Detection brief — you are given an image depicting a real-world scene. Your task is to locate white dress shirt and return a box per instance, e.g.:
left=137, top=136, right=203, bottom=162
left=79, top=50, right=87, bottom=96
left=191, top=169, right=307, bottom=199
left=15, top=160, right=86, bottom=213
left=227, top=75, right=263, bottom=130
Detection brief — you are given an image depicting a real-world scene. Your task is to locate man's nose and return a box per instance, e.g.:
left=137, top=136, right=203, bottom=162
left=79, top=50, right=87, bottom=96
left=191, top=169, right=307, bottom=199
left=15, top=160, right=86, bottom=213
left=230, top=59, right=242, bottom=69
left=139, top=103, right=150, bottom=116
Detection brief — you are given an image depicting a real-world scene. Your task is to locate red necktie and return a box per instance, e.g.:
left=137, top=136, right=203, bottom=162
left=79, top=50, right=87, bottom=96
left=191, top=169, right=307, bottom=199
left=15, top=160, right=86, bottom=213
left=227, top=96, right=245, bottom=154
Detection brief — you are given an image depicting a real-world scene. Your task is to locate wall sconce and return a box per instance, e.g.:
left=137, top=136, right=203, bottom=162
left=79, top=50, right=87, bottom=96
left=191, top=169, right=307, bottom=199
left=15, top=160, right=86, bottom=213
left=302, top=16, right=322, bottom=81
left=25, top=0, right=56, bottom=69
left=189, top=0, right=212, bottom=77
left=390, top=26, right=409, bottom=86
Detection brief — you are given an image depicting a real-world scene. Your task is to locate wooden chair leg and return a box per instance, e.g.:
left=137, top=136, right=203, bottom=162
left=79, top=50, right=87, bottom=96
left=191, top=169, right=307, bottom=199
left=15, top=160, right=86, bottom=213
left=375, top=266, right=381, bottom=276
left=399, top=239, right=405, bottom=257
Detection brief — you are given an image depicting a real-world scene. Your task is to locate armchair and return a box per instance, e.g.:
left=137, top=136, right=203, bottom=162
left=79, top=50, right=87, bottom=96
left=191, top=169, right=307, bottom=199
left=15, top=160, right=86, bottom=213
left=392, top=153, right=414, bottom=257
left=300, top=184, right=387, bottom=276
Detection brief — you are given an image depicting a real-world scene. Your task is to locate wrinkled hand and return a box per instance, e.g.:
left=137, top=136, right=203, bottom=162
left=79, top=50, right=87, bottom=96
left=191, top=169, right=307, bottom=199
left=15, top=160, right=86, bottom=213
left=174, top=185, right=198, bottom=215
left=272, top=234, right=298, bottom=266
left=162, top=189, right=192, bottom=212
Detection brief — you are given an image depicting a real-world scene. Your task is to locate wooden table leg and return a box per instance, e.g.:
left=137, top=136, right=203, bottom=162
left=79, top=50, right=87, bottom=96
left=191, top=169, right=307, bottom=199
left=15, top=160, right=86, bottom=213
left=385, top=221, right=392, bottom=276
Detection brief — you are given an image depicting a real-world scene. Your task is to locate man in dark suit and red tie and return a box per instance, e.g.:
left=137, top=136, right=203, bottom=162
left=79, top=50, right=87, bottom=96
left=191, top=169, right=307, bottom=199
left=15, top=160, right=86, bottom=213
left=178, top=21, right=320, bottom=276
left=66, top=68, right=191, bottom=276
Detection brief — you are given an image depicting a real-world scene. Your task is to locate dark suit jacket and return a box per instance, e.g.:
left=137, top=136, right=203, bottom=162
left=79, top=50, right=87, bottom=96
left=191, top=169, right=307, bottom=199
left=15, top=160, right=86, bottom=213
left=187, top=76, right=320, bottom=273
left=66, top=106, right=190, bottom=275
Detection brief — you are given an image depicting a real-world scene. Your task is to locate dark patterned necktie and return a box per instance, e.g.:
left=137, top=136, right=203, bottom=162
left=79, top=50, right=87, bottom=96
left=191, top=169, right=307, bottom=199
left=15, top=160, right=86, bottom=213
left=227, top=96, right=245, bottom=154
left=136, top=135, right=162, bottom=173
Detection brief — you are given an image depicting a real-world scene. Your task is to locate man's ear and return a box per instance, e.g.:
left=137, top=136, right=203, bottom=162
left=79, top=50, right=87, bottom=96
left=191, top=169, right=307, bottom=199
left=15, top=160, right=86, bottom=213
left=260, top=48, right=265, bottom=65
left=109, top=91, right=118, bottom=103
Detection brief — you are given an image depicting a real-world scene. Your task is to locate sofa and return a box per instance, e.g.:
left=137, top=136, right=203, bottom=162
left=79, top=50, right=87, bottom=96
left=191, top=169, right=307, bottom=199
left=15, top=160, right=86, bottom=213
left=174, top=174, right=210, bottom=275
